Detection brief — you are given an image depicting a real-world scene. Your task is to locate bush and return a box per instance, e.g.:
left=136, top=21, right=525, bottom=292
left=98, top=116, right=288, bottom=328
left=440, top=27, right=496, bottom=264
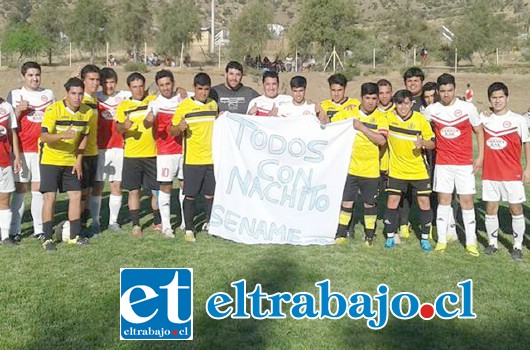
left=340, top=66, right=361, bottom=80
left=124, top=61, right=148, bottom=72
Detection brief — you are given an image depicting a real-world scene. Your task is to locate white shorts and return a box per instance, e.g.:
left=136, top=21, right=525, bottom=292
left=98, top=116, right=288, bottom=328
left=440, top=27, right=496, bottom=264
left=433, top=164, right=476, bottom=195
left=15, top=152, right=40, bottom=183
left=95, top=148, right=124, bottom=182
left=482, top=180, right=526, bottom=204
left=0, top=166, right=15, bottom=193
left=157, top=154, right=183, bottom=182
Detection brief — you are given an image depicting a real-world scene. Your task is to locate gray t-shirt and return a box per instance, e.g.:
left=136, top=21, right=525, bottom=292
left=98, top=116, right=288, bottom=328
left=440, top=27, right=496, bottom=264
left=210, top=83, right=260, bottom=114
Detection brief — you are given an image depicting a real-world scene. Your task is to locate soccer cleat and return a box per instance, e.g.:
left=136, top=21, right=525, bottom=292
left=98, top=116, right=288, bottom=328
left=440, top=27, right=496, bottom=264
left=466, top=244, right=480, bottom=257
left=77, top=237, right=90, bottom=246
left=334, top=236, right=348, bottom=245
left=447, top=232, right=458, bottom=243
left=42, top=239, right=57, bottom=251
left=108, top=223, right=122, bottom=233
left=151, top=223, right=162, bottom=231
left=184, top=230, right=196, bottom=243
left=364, top=237, right=374, bottom=247
left=92, top=224, right=101, bottom=236
left=34, top=233, right=46, bottom=241
left=11, top=234, right=21, bottom=243
left=399, top=224, right=411, bottom=239
left=179, top=221, right=186, bottom=230
left=132, top=225, right=143, bottom=238
left=420, top=239, right=432, bottom=251
left=434, top=242, right=447, bottom=252
left=429, top=226, right=435, bottom=241
left=484, top=245, right=498, bottom=255
left=163, top=228, right=175, bottom=239
left=2, top=237, right=17, bottom=246
left=384, top=237, right=395, bottom=249
left=202, top=222, right=210, bottom=232
left=511, top=248, right=523, bottom=262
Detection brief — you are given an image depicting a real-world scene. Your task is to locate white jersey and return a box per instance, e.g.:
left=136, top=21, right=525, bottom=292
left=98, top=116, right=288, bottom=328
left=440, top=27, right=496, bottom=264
left=277, top=100, right=317, bottom=118
left=246, top=94, right=292, bottom=116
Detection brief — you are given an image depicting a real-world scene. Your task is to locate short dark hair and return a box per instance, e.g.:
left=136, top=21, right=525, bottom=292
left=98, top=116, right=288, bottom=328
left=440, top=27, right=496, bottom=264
left=262, top=70, right=279, bottom=83
left=436, top=73, right=455, bottom=88
left=155, top=69, right=174, bottom=83
left=487, top=82, right=509, bottom=99
left=194, top=72, right=211, bottom=86
left=99, top=67, right=118, bottom=85
left=80, top=64, right=100, bottom=79
left=21, top=61, right=41, bottom=75
left=423, top=81, right=438, bottom=93
left=290, top=76, right=307, bottom=89
left=64, top=77, right=85, bottom=91
left=377, top=79, right=392, bottom=89
left=327, top=73, right=347, bottom=87
left=361, top=82, right=379, bottom=97
left=126, top=72, right=146, bottom=86
left=225, top=61, right=244, bottom=74
left=393, top=89, right=413, bottom=104
left=403, top=67, right=425, bottom=82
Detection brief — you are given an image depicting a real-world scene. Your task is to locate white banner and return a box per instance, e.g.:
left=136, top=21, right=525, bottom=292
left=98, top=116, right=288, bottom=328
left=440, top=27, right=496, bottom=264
left=210, top=113, right=355, bottom=245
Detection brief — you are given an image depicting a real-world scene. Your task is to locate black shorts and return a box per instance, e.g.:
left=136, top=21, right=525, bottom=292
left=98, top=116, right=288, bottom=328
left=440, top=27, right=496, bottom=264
left=386, top=177, right=431, bottom=197
left=81, top=155, right=98, bottom=189
left=40, top=164, right=82, bottom=193
left=122, top=157, right=159, bottom=191
left=183, top=164, right=215, bottom=196
left=341, top=174, right=379, bottom=205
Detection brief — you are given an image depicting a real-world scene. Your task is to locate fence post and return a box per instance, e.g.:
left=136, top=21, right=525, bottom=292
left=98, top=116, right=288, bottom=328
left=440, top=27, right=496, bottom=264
left=106, top=42, right=109, bottom=67
left=454, top=48, right=458, bottom=74
left=413, top=46, right=416, bottom=66
left=144, top=42, right=147, bottom=64
left=496, top=47, right=499, bottom=66
left=69, top=42, right=72, bottom=67
left=373, top=48, right=376, bottom=69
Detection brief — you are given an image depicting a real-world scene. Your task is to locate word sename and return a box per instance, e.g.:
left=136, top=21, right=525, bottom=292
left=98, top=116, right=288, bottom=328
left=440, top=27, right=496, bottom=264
left=205, top=279, right=476, bottom=330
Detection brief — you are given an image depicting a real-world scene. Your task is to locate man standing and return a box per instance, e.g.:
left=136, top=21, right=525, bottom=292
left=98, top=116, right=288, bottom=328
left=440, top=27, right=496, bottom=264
left=320, top=74, right=359, bottom=123
left=424, top=73, right=483, bottom=256
left=8, top=61, right=54, bottom=241
left=247, top=71, right=292, bottom=117
left=277, top=76, right=322, bottom=118
left=403, top=67, right=425, bottom=112
left=481, top=82, right=530, bottom=261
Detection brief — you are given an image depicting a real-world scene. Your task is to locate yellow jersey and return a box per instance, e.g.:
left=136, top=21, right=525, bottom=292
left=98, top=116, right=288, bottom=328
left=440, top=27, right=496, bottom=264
left=387, top=111, right=434, bottom=180
left=334, top=108, right=389, bottom=178
left=172, top=97, right=218, bottom=165
left=378, top=104, right=395, bottom=172
left=116, top=95, right=157, bottom=158
left=320, top=97, right=360, bottom=122
left=82, top=93, right=99, bottom=156
left=40, top=100, right=92, bottom=166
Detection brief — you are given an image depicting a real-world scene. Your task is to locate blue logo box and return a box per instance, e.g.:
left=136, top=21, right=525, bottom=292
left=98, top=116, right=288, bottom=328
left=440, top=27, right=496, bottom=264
left=120, top=268, right=193, bottom=340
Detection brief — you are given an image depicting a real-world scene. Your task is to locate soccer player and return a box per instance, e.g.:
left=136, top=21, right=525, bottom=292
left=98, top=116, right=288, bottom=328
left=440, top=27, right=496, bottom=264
left=210, top=61, right=259, bottom=114
left=92, top=67, right=132, bottom=232
left=146, top=69, right=189, bottom=238
left=403, top=67, right=425, bottom=112
left=170, top=73, right=218, bottom=243
left=423, top=73, right=483, bottom=256
left=247, top=70, right=292, bottom=116
left=8, top=61, right=54, bottom=241
left=320, top=74, right=360, bottom=123
left=332, top=83, right=388, bottom=246
left=481, top=82, right=530, bottom=261
left=277, top=76, right=322, bottom=118
left=39, top=77, right=92, bottom=250
left=116, top=73, right=158, bottom=237
left=0, top=98, right=21, bottom=245
left=377, top=79, right=394, bottom=217
left=384, top=89, right=435, bottom=251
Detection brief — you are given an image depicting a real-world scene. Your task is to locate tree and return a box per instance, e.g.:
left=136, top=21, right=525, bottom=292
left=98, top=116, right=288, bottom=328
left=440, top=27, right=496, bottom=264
left=31, top=0, right=67, bottom=65
left=155, top=0, right=201, bottom=60
left=229, top=1, right=273, bottom=60
left=111, top=0, right=152, bottom=59
left=5, top=0, right=32, bottom=25
left=67, top=0, right=109, bottom=63
left=2, top=24, right=49, bottom=60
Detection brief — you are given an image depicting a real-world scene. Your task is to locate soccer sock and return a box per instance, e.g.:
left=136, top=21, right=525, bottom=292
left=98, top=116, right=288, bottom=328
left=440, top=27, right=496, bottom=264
left=43, top=221, right=53, bottom=241
left=158, top=191, right=171, bottom=231
left=10, top=191, right=25, bottom=235
left=447, top=207, right=457, bottom=235
left=130, top=209, right=140, bottom=227
left=0, top=209, right=12, bottom=240
left=364, top=206, right=377, bottom=239
left=204, top=197, right=214, bottom=223
left=81, top=209, right=90, bottom=226
left=462, top=208, right=477, bottom=246
left=178, top=188, right=185, bottom=225
left=89, top=195, right=102, bottom=226
left=384, top=208, right=398, bottom=238
left=398, top=194, right=411, bottom=226
left=31, top=191, right=44, bottom=235
left=183, top=198, right=196, bottom=231
left=70, top=219, right=81, bottom=239
left=153, top=209, right=161, bottom=226
left=336, top=206, right=353, bottom=238
left=485, top=214, right=499, bottom=248
left=419, top=208, right=433, bottom=240
left=63, top=221, right=70, bottom=241
left=436, top=205, right=451, bottom=244
left=108, top=194, right=122, bottom=225
left=512, top=214, right=525, bottom=250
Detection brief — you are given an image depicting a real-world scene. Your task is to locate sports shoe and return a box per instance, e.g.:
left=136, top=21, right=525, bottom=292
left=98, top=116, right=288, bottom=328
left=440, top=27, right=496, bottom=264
left=384, top=237, right=395, bottom=249
left=108, top=223, right=122, bottom=233
left=466, top=244, right=480, bottom=257
left=34, top=233, right=46, bottom=241
left=447, top=232, right=458, bottom=243
left=511, top=248, right=523, bottom=262
left=184, top=230, right=196, bottom=243
left=364, top=237, right=374, bottom=247
left=42, top=239, right=57, bottom=251
left=11, top=234, right=21, bottom=243
left=484, top=245, right=498, bottom=255
left=151, top=223, right=162, bottom=231
left=179, top=221, right=186, bottom=230
left=394, top=234, right=401, bottom=245
left=201, top=222, right=210, bottom=232
left=399, top=224, right=411, bottom=239
left=132, top=225, right=143, bottom=238
left=334, top=236, right=348, bottom=245
left=2, top=237, right=17, bottom=246
left=434, top=242, right=447, bottom=252
left=92, top=224, right=101, bottom=236
left=420, top=239, right=432, bottom=251
left=76, top=237, right=90, bottom=247
left=163, top=228, right=175, bottom=239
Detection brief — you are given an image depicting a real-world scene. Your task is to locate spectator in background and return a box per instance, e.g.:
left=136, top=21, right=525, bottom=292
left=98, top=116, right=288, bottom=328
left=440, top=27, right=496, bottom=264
left=465, top=83, right=474, bottom=102
left=285, top=54, right=293, bottom=72
left=420, top=47, right=428, bottom=65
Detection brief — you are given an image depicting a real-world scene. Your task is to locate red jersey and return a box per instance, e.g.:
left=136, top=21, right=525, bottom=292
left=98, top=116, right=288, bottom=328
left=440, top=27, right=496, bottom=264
left=148, top=94, right=186, bottom=155
left=481, top=111, right=530, bottom=181
left=0, top=101, right=17, bottom=167
left=424, top=99, right=481, bottom=165
left=7, top=87, right=54, bottom=153
left=96, top=90, right=131, bottom=149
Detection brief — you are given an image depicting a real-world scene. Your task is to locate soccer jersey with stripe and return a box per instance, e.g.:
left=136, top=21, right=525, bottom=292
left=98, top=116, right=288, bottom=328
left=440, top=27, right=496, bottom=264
left=172, top=97, right=218, bottom=165
left=148, top=94, right=187, bottom=155
left=277, top=100, right=317, bottom=118
left=481, top=111, right=530, bottom=181
left=333, top=108, right=389, bottom=178
left=387, top=111, right=434, bottom=180
left=378, top=104, right=395, bottom=172
left=0, top=101, right=17, bottom=167
left=424, top=99, right=480, bottom=165
left=7, top=87, right=54, bottom=153
left=320, top=97, right=360, bottom=122
left=246, top=94, right=292, bottom=116
left=116, top=95, right=157, bottom=158
left=96, top=90, right=131, bottom=149
left=40, top=100, right=92, bottom=166
left=82, top=93, right=99, bottom=156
